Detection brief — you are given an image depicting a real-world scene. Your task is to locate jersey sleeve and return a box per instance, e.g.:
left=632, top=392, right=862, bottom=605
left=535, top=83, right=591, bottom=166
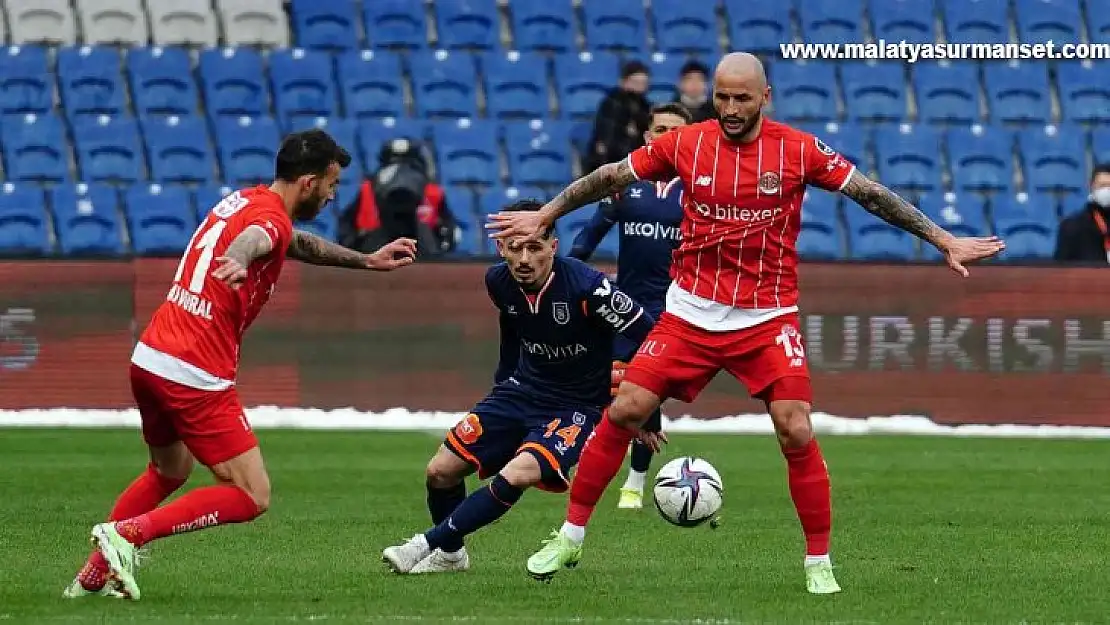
left=801, top=133, right=856, bottom=192
left=486, top=267, right=520, bottom=383
left=568, top=195, right=620, bottom=261
left=245, top=203, right=294, bottom=255
left=583, top=272, right=655, bottom=346
left=626, top=128, right=680, bottom=181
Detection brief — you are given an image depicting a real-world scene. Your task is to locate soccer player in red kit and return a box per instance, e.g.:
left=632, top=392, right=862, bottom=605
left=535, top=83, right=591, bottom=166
left=63, top=129, right=417, bottom=601
left=489, top=53, right=1006, bottom=594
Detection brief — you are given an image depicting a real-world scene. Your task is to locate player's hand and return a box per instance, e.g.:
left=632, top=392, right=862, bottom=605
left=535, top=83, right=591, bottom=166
left=365, top=237, right=417, bottom=271
left=211, top=256, right=248, bottom=288
left=637, top=430, right=668, bottom=453
left=485, top=207, right=551, bottom=240
left=611, top=360, right=628, bottom=397
left=938, top=235, right=1006, bottom=277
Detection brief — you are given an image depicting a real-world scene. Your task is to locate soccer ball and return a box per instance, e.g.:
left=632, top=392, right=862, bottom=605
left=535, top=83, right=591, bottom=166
left=652, top=457, right=723, bottom=527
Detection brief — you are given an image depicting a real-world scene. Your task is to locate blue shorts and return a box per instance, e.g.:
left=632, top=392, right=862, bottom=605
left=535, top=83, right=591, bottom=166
left=444, top=385, right=603, bottom=493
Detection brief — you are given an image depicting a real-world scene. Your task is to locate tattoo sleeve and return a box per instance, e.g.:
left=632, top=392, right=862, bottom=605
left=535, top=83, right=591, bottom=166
left=287, top=229, right=368, bottom=269
left=222, top=225, right=274, bottom=267
left=840, top=170, right=951, bottom=247
left=549, top=160, right=638, bottom=220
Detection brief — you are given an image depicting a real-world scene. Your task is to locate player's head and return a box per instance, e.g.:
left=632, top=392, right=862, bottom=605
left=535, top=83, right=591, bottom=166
left=644, top=103, right=692, bottom=145
left=274, top=129, right=352, bottom=220
left=495, top=199, right=557, bottom=290
left=712, top=52, right=770, bottom=142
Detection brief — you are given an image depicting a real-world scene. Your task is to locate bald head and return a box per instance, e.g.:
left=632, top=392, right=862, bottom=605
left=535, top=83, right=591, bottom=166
left=711, top=52, right=770, bottom=142
left=714, top=52, right=767, bottom=90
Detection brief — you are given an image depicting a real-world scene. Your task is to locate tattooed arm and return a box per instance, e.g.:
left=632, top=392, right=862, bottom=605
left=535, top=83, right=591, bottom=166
left=544, top=160, right=638, bottom=223
left=221, top=225, right=275, bottom=267
left=839, top=170, right=954, bottom=249
left=287, top=229, right=369, bottom=268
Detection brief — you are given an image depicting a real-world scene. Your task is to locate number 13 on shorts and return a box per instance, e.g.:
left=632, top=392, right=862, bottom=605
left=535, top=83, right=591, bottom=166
left=775, top=323, right=807, bottom=369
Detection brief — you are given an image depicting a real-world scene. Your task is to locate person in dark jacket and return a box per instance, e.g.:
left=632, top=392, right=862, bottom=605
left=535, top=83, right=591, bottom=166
left=582, top=61, right=652, bottom=174
left=673, top=59, right=714, bottom=123
left=1055, top=164, right=1110, bottom=264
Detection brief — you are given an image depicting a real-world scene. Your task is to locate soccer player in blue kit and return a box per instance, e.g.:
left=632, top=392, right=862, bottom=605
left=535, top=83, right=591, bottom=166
left=382, top=200, right=656, bottom=575
left=568, top=103, right=691, bottom=510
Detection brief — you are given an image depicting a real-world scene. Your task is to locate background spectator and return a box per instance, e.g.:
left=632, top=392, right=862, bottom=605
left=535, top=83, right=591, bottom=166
left=582, top=61, right=652, bottom=174
left=1054, top=163, right=1110, bottom=264
left=674, top=60, right=714, bottom=122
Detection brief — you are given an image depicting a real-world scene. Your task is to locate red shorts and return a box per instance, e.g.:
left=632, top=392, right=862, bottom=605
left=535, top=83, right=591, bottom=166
left=130, top=364, right=258, bottom=466
left=624, top=312, right=813, bottom=404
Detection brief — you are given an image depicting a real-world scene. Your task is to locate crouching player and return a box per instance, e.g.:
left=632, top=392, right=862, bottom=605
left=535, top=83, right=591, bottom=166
left=381, top=200, right=655, bottom=574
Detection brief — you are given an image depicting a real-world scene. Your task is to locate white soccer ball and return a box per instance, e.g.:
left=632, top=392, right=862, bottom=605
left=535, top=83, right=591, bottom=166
left=652, top=456, right=723, bottom=527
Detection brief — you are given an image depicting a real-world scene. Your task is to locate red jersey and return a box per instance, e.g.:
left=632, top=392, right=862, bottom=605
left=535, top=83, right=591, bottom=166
left=135, top=186, right=293, bottom=388
left=626, top=118, right=854, bottom=310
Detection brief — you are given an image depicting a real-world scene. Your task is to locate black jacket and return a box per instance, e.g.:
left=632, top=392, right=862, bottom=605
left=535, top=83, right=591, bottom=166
left=582, top=88, right=651, bottom=173
left=1054, top=203, right=1110, bottom=264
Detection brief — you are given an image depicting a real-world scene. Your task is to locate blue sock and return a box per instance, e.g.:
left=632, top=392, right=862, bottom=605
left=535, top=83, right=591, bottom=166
left=424, top=475, right=523, bottom=551
left=426, top=482, right=467, bottom=552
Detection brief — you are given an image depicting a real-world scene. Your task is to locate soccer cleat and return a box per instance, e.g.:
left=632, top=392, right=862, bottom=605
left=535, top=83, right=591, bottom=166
left=382, top=534, right=432, bottom=574
left=62, top=578, right=125, bottom=599
left=617, top=487, right=643, bottom=509
left=526, top=530, right=582, bottom=582
left=409, top=548, right=470, bottom=574
left=90, top=523, right=141, bottom=601
left=805, top=560, right=842, bottom=595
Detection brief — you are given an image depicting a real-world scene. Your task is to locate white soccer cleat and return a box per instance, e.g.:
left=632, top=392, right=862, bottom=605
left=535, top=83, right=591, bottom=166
left=382, top=534, right=432, bottom=574
left=409, top=548, right=470, bottom=574
left=90, top=523, right=142, bottom=601
left=62, top=577, right=125, bottom=599
left=805, top=560, right=842, bottom=595
left=617, top=487, right=643, bottom=509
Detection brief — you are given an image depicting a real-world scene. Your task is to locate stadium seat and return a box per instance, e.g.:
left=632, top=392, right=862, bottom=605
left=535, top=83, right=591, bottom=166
left=51, top=183, right=124, bottom=256
left=436, top=0, right=499, bottom=49
left=1056, top=62, right=1110, bottom=124
left=72, top=115, right=144, bottom=183
left=214, top=116, right=280, bottom=186
left=984, top=62, right=1051, bottom=125
left=505, top=121, right=573, bottom=187
left=363, top=0, right=427, bottom=48
left=479, top=185, right=548, bottom=217
left=289, top=0, right=359, bottom=50
left=1015, top=0, right=1082, bottom=43
left=1018, top=126, right=1087, bottom=194
left=143, top=115, right=218, bottom=184
left=336, top=49, right=406, bottom=119
left=798, top=0, right=864, bottom=42
left=127, top=47, right=200, bottom=117
left=651, top=0, right=718, bottom=54
left=287, top=116, right=365, bottom=175
left=869, top=0, right=935, bottom=44
left=57, top=46, right=127, bottom=119
left=918, top=193, right=990, bottom=260
left=768, top=62, right=838, bottom=122
left=198, top=48, right=268, bottom=118
left=1091, top=128, right=1110, bottom=165
left=554, top=52, right=621, bottom=119
left=0, top=45, right=52, bottom=115
left=798, top=190, right=843, bottom=260
left=555, top=204, right=601, bottom=254
left=410, top=50, right=479, bottom=118
left=358, top=117, right=430, bottom=170
left=148, top=0, right=220, bottom=47
left=1056, top=190, right=1087, bottom=218
left=270, top=48, right=338, bottom=123
left=0, top=183, right=50, bottom=255
left=947, top=126, right=1015, bottom=191
left=723, top=0, right=791, bottom=53
left=433, top=119, right=500, bottom=185
left=913, top=62, right=982, bottom=125
left=845, top=209, right=917, bottom=260
left=6, top=0, right=77, bottom=45
left=443, top=185, right=483, bottom=255
left=511, top=0, right=574, bottom=51
left=294, top=210, right=339, bottom=242
left=1088, top=2, right=1110, bottom=45
left=582, top=0, right=648, bottom=53
left=194, top=184, right=235, bottom=222
left=992, top=194, right=1058, bottom=260
left=76, top=0, right=148, bottom=46
left=1, top=113, right=70, bottom=182
left=840, top=62, right=908, bottom=122
left=482, top=51, right=550, bottom=119
left=218, top=0, right=289, bottom=47
left=797, top=122, right=868, bottom=168
left=125, top=183, right=196, bottom=254
left=644, top=55, right=685, bottom=105
left=874, top=125, right=943, bottom=192
left=942, top=0, right=1009, bottom=45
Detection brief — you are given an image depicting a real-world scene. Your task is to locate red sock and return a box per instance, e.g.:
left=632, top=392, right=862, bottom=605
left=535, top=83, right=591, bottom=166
left=115, top=484, right=261, bottom=547
left=783, top=439, right=832, bottom=556
left=567, top=414, right=635, bottom=527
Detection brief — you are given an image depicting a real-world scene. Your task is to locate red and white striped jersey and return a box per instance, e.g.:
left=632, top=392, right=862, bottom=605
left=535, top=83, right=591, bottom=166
left=626, top=118, right=854, bottom=328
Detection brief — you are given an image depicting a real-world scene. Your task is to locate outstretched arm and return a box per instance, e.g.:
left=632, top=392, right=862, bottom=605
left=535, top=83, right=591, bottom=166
left=211, top=225, right=274, bottom=286
left=288, top=230, right=417, bottom=271
left=547, top=160, right=637, bottom=224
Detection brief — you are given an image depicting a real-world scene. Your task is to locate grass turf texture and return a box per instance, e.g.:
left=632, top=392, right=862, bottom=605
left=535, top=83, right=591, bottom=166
left=2, top=429, right=1109, bottom=623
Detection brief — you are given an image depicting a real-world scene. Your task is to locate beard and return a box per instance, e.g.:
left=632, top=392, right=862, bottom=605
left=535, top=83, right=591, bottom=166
left=717, top=110, right=762, bottom=141
left=293, top=189, right=327, bottom=221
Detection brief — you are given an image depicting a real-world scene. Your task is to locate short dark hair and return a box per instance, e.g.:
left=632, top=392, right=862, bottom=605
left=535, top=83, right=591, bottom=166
left=621, top=60, right=650, bottom=79
left=650, top=102, right=693, bottom=125
left=1093, top=163, right=1110, bottom=183
left=274, top=129, right=352, bottom=182
left=503, top=199, right=554, bottom=238
left=680, top=60, right=709, bottom=78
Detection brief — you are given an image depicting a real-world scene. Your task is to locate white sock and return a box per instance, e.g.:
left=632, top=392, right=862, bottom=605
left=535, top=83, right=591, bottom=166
left=560, top=522, right=586, bottom=545
left=804, top=554, right=831, bottom=567
left=623, top=470, right=646, bottom=491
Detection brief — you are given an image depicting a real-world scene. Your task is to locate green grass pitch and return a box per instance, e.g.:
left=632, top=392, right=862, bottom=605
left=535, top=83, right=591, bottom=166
left=2, top=429, right=1109, bottom=623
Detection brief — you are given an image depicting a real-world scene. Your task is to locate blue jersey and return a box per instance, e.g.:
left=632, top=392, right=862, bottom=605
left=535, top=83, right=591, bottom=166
left=569, top=178, right=684, bottom=317
left=486, top=256, right=654, bottom=409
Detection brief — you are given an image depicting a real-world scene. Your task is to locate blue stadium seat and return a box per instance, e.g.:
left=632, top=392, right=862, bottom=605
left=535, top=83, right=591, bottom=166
left=1057, top=190, right=1087, bottom=217
left=947, top=126, right=1015, bottom=191
left=984, top=62, right=1052, bottom=125
left=51, top=183, right=124, bottom=256
left=918, top=193, right=990, bottom=260
left=569, top=120, right=592, bottom=156
left=724, top=0, right=790, bottom=53
left=57, top=46, right=126, bottom=119
left=1056, top=62, right=1110, bottom=124
left=0, top=45, right=51, bottom=115
left=798, top=0, right=864, bottom=42
left=840, top=63, right=907, bottom=122
left=483, top=51, right=549, bottom=119
left=1088, top=2, right=1110, bottom=45
left=582, top=0, right=647, bottom=53
left=505, top=121, right=572, bottom=187
left=554, top=52, right=621, bottom=118
left=214, top=115, right=280, bottom=186
left=1092, top=128, right=1110, bottom=164
left=143, top=115, right=217, bottom=184
left=0, top=113, right=69, bottom=182
left=992, top=194, right=1058, bottom=260
left=270, top=48, right=338, bottom=123
left=645, top=55, right=685, bottom=105
left=874, top=125, right=943, bottom=192
left=125, top=183, right=197, bottom=254
left=511, top=0, right=574, bottom=51
left=479, top=185, right=547, bottom=216
left=1015, top=0, right=1082, bottom=43
left=769, top=62, right=838, bottom=121
left=913, top=62, right=982, bottom=124
left=555, top=204, right=601, bottom=255
left=363, top=0, right=427, bottom=48
left=433, top=119, right=500, bottom=185
left=845, top=209, right=917, bottom=260
left=336, top=49, right=405, bottom=118
left=1018, top=126, right=1087, bottom=193
left=798, top=190, right=843, bottom=260
left=942, top=0, right=1009, bottom=44
left=194, top=184, right=235, bottom=223
left=411, top=50, right=478, bottom=118
left=870, top=0, right=935, bottom=44
left=72, top=115, right=144, bottom=183
left=443, top=185, right=482, bottom=255
left=0, top=183, right=50, bottom=255
left=198, top=48, right=267, bottom=118
left=796, top=122, right=868, bottom=169
left=358, top=117, right=430, bottom=170
left=127, top=47, right=199, bottom=117
left=294, top=211, right=339, bottom=241
left=651, top=0, right=718, bottom=54
left=287, top=116, right=365, bottom=175
left=436, top=0, right=499, bottom=49
left=289, top=0, right=359, bottom=51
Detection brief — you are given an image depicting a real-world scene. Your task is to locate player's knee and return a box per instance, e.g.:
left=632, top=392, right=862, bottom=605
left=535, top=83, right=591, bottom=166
left=610, top=384, right=659, bottom=429
left=425, top=457, right=464, bottom=490
left=500, top=453, right=543, bottom=489
left=770, top=401, right=813, bottom=448
left=247, top=481, right=271, bottom=515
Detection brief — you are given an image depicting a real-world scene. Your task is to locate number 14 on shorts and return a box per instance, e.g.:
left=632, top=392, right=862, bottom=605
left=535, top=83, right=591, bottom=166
left=543, top=418, right=582, bottom=455
left=776, top=324, right=806, bottom=369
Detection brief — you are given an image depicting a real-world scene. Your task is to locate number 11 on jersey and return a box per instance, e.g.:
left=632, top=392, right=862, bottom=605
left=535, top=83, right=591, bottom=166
left=174, top=220, right=228, bottom=295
